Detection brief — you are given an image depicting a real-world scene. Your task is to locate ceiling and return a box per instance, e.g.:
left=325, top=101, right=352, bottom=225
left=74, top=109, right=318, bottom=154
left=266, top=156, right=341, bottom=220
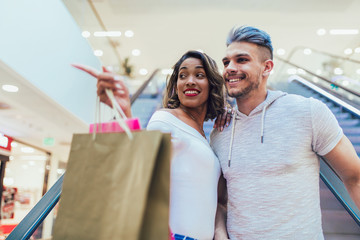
left=63, top=0, right=360, bottom=78
left=1, top=0, right=360, bottom=163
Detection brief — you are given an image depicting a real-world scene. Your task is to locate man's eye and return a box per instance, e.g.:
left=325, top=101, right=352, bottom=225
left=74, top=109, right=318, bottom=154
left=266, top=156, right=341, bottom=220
left=237, top=58, right=247, bottom=63
left=223, top=61, right=229, bottom=67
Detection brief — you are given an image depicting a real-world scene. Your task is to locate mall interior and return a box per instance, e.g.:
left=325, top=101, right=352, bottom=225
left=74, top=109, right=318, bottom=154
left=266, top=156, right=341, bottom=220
left=1, top=0, right=360, bottom=239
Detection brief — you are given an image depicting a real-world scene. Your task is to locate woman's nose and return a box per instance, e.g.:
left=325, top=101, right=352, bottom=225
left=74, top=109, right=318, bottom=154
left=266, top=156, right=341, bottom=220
left=186, top=76, right=196, bottom=85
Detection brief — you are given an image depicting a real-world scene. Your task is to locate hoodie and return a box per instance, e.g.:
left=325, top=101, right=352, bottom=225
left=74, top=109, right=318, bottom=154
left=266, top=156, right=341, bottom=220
left=210, top=90, right=343, bottom=240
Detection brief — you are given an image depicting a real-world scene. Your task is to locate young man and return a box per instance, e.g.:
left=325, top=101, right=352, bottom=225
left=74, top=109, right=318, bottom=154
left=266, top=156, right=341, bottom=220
left=210, top=26, right=360, bottom=240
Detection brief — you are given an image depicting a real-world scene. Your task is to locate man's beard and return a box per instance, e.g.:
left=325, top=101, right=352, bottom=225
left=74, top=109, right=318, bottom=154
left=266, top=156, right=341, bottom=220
left=227, top=80, right=260, bottom=99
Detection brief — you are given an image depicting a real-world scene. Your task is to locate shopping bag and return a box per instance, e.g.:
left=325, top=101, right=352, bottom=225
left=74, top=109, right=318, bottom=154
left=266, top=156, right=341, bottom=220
left=53, top=130, right=171, bottom=240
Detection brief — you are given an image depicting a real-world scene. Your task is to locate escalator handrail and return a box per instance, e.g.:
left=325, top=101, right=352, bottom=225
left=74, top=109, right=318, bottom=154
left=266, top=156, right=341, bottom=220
left=288, top=75, right=360, bottom=118
left=275, top=56, right=360, bottom=98
left=130, top=69, right=161, bottom=104
left=6, top=69, right=162, bottom=240
left=288, top=75, right=360, bottom=226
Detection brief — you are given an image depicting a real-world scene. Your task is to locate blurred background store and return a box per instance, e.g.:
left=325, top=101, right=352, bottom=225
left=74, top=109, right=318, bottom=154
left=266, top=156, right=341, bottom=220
left=1, top=0, right=360, bottom=239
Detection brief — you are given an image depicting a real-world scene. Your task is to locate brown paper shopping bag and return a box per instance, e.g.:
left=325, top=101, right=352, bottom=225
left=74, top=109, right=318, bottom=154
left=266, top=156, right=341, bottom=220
left=53, top=130, right=171, bottom=240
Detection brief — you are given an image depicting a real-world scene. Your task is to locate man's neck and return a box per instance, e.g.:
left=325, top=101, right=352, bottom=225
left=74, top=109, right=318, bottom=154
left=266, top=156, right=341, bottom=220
left=236, top=90, right=268, bottom=116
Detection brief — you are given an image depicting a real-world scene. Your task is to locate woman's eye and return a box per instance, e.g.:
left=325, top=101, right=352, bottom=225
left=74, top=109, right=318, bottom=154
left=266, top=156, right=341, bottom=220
left=179, top=74, right=186, bottom=79
left=197, top=73, right=205, bottom=78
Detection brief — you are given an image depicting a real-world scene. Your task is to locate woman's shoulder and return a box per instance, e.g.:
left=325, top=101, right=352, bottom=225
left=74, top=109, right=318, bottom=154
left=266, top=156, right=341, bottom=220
left=147, top=109, right=180, bottom=131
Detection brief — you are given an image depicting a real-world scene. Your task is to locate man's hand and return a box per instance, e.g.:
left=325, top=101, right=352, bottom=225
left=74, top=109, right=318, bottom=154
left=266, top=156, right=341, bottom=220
left=72, top=64, right=132, bottom=118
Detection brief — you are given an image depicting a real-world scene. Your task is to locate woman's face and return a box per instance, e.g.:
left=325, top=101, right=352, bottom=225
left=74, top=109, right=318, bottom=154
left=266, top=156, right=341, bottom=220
left=176, top=57, right=210, bottom=109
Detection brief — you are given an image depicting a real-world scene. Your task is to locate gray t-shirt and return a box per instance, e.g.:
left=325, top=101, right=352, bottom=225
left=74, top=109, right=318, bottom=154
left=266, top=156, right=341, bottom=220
left=210, top=90, right=343, bottom=240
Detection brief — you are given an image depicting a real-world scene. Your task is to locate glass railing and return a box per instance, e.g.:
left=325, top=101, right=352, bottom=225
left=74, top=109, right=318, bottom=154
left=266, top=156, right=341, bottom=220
left=270, top=47, right=360, bottom=106
left=268, top=53, right=360, bottom=227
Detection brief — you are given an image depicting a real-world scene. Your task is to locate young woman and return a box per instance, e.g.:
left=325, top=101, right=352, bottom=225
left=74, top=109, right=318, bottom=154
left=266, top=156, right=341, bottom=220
left=73, top=50, right=226, bottom=240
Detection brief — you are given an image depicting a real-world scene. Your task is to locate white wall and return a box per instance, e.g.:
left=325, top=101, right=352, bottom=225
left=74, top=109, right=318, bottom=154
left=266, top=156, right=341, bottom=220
left=0, top=0, right=101, bottom=124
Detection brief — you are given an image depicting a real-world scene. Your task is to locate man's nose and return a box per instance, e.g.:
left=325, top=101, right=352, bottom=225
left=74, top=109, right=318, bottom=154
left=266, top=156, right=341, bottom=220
left=226, top=61, right=237, bottom=73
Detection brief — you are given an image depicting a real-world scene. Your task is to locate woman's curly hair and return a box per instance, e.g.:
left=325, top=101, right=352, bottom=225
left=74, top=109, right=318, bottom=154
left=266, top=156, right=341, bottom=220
left=163, top=50, right=225, bottom=121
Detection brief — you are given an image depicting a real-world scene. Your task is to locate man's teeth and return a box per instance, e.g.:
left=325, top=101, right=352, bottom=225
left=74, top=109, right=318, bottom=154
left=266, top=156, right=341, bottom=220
left=185, top=90, right=199, bottom=94
left=229, top=78, right=240, bottom=83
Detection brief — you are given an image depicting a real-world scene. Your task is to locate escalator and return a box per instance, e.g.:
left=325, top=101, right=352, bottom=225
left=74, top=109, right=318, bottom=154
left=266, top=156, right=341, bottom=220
left=271, top=48, right=360, bottom=238
left=7, top=47, right=360, bottom=239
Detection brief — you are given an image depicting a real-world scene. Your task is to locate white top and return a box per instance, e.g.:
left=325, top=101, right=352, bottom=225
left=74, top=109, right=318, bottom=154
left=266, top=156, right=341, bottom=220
left=147, top=110, right=221, bottom=240
left=211, top=90, right=343, bottom=240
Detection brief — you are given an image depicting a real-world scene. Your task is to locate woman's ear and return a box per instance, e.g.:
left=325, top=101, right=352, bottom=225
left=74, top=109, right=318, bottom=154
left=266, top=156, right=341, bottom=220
left=262, top=59, right=274, bottom=77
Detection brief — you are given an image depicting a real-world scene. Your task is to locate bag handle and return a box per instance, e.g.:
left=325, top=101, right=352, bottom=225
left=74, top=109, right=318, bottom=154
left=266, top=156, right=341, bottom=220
left=92, top=89, right=133, bottom=140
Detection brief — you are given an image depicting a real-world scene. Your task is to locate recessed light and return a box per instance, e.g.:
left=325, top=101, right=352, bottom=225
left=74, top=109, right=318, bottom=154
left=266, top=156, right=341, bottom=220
left=334, top=68, right=343, bottom=75
left=82, top=31, right=91, bottom=38
left=94, top=50, right=103, bottom=56
left=125, top=30, right=134, bottom=38
left=329, top=29, right=359, bottom=35
left=303, top=48, right=312, bottom=55
left=161, top=69, right=173, bottom=75
left=2, top=84, right=19, bottom=93
left=139, top=68, right=148, bottom=75
left=132, top=49, right=141, bottom=56
left=355, top=47, right=360, bottom=53
left=21, top=147, right=34, bottom=153
left=276, top=48, right=286, bottom=55
left=316, top=28, right=326, bottom=36
left=344, top=48, right=353, bottom=55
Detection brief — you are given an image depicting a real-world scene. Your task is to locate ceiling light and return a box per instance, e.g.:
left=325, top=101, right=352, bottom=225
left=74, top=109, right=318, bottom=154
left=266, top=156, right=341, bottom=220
left=329, top=29, right=359, bottom=35
left=287, top=68, right=297, bottom=75
left=334, top=68, right=343, bottom=75
left=342, top=80, right=349, bottom=86
left=316, top=69, right=322, bottom=75
left=2, top=84, right=19, bottom=93
left=94, top=50, right=103, bottom=56
left=344, top=48, right=353, bottom=55
left=316, top=28, right=326, bottom=36
left=132, top=49, right=141, bottom=56
left=81, top=31, right=90, bottom=38
left=356, top=69, right=360, bottom=75
left=276, top=48, right=286, bottom=56
left=297, top=68, right=306, bottom=75
left=21, top=147, right=34, bottom=153
left=125, top=30, right=134, bottom=38
left=303, top=48, right=312, bottom=55
left=355, top=47, right=360, bottom=53
left=161, top=69, right=173, bottom=75
left=94, top=31, right=121, bottom=37
left=139, top=68, right=148, bottom=75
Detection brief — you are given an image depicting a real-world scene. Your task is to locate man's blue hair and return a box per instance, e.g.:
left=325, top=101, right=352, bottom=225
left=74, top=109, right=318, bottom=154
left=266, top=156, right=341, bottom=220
left=226, top=25, right=273, bottom=60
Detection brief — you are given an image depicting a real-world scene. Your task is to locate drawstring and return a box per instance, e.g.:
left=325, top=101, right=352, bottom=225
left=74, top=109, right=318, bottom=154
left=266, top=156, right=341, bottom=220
left=260, top=105, right=267, bottom=144
left=228, top=105, right=268, bottom=167
left=228, top=111, right=236, bottom=167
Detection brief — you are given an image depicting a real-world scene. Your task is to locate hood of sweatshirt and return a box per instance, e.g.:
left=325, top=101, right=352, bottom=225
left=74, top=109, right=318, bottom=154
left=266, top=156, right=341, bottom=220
left=227, top=90, right=287, bottom=167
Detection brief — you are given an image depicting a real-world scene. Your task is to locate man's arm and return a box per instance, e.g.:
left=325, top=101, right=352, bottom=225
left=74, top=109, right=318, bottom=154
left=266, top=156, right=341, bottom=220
left=214, top=174, right=229, bottom=240
left=323, top=135, right=360, bottom=209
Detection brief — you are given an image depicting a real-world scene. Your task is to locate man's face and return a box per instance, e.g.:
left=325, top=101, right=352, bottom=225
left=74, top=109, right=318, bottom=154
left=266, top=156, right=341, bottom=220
left=222, top=41, right=268, bottom=99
